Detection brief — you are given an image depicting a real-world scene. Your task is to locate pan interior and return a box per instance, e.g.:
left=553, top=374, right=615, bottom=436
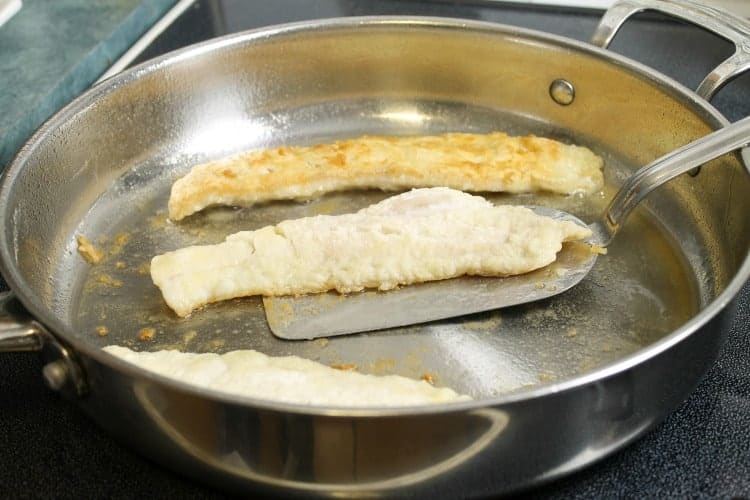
left=67, top=99, right=697, bottom=399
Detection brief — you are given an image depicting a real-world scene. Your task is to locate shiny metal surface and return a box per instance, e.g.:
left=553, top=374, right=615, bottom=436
left=0, top=290, right=43, bottom=351
left=591, top=0, right=750, bottom=100
left=0, top=291, right=87, bottom=396
left=595, top=113, right=750, bottom=244
left=41, top=360, right=71, bottom=391
left=548, top=78, right=576, bottom=106
left=264, top=207, right=597, bottom=339
left=69, top=105, right=695, bottom=395
left=1, top=6, right=750, bottom=497
left=268, top=115, right=750, bottom=339
left=74, top=307, right=730, bottom=496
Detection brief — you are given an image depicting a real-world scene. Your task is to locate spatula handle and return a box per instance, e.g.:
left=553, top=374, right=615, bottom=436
left=595, top=115, right=750, bottom=246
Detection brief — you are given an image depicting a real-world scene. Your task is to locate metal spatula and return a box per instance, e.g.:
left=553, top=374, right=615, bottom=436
left=264, top=116, right=750, bottom=340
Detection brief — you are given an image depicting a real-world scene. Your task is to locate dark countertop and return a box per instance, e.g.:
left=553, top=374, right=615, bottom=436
left=1, top=1, right=749, bottom=498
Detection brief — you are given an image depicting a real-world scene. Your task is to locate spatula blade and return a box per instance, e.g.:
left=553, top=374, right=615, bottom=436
left=263, top=239, right=597, bottom=340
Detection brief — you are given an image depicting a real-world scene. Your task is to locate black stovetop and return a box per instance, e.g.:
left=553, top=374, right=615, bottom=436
left=1, top=1, right=749, bottom=498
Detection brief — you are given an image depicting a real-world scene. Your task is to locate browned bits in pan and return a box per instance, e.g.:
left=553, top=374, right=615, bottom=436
left=589, top=244, right=608, bottom=255
left=98, top=232, right=131, bottom=258
left=95, top=326, right=109, bottom=337
left=96, top=274, right=123, bottom=288
left=421, top=373, right=436, bottom=385
left=330, top=363, right=357, bottom=371
left=138, top=327, right=156, bottom=342
left=76, top=235, right=104, bottom=264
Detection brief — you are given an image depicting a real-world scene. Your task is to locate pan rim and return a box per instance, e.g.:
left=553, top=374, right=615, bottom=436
left=1, top=15, right=747, bottom=416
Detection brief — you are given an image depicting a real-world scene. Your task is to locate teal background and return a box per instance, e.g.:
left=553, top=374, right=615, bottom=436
left=0, top=0, right=177, bottom=167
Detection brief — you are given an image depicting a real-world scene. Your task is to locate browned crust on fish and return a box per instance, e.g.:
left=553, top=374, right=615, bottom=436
left=168, top=132, right=604, bottom=220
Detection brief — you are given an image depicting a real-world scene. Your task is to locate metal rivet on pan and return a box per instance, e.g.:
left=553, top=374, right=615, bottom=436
left=42, top=360, right=69, bottom=391
left=549, top=79, right=575, bottom=106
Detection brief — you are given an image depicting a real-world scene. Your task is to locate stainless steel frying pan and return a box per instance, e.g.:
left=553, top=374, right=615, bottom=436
left=1, top=0, right=749, bottom=496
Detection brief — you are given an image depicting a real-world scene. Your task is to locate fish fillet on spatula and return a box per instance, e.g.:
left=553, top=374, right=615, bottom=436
left=151, top=187, right=591, bottom=317
left=168, top=132, right=603, bottom=220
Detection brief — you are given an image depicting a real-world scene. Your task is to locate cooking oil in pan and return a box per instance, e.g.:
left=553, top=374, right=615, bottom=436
left=70, top=101, right=698, bottom=399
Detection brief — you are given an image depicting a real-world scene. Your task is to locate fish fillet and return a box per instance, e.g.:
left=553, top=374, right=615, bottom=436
left=104, top=346, right=470, bottom=407
left=169, top=132, right=604, bottom=220
left=152, top=187, right=592, bottom=317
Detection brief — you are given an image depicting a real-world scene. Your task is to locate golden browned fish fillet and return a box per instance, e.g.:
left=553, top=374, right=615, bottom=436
left=168, top=132, right=604, bottom=220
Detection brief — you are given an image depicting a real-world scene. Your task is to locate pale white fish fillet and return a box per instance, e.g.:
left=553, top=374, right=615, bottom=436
left=104, top=346, right=470, bottom=407
left=151, top=187, right=592, bottom=317
left=168, top=132, right=604, bottom=220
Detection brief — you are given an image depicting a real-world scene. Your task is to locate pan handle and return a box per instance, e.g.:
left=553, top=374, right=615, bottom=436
left=0, top=291, right=45, bottom=352
left=590, top=0, right=750, bottom=100
left=593, top=114, right=750, bottom=245
left=0, top=291, right=88, bottom=396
